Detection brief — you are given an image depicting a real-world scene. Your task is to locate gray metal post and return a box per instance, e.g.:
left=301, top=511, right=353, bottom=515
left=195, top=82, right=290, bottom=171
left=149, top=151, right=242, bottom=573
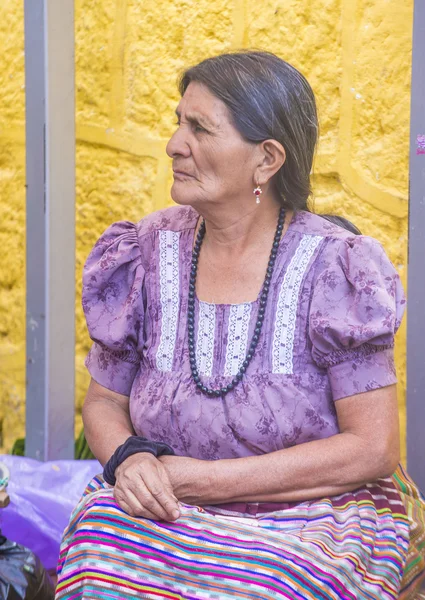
left=24, top=0, right=75, bottom=460
left=406, top=0, right=425, bottom=491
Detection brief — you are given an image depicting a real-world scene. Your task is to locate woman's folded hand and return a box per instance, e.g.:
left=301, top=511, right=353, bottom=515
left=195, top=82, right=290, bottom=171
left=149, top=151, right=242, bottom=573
left=113, top=453, right=181, bottom=521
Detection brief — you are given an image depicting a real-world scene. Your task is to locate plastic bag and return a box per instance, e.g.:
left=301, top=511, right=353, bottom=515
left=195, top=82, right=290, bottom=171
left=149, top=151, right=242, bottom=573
left=0, top=455, right=101, bottom=571
left=0, top=536, right=54, bottom=600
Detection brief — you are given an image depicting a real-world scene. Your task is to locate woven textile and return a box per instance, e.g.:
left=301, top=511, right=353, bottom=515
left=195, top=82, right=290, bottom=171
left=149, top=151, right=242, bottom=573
left=55, top=465, right=425, bottom=600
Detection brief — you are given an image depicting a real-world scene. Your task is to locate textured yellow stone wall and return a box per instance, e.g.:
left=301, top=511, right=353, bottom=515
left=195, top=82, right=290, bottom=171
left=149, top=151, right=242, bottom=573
left=0, top=0, right=412, bottom=458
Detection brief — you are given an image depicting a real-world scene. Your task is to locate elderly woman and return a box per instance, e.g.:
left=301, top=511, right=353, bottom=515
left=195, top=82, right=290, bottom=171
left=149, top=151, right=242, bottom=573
left=55, top=51, right=425, bottom=600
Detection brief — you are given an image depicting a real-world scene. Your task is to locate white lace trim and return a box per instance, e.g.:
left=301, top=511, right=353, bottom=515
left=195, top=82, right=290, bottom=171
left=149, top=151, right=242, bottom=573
left=272, top=235, right=323, bottom=374
left=196, top=302, right=216, bottom=376
left=156, top=231, right=180, bottom=372
left=224, top=303, right=252, bottom=376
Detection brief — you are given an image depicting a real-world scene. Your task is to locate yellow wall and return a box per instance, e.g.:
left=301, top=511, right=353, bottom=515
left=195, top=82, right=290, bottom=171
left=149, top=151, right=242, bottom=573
left=0, top=0, right=412, bottom=458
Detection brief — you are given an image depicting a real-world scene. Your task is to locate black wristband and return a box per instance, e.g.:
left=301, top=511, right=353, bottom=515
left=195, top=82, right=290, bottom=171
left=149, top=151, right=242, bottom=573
left=103, top=436, right=175, bottom=485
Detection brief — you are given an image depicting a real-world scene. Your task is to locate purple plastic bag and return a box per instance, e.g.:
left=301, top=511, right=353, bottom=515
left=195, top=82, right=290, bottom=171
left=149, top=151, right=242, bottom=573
left=0, top=455, right=101, bottom=571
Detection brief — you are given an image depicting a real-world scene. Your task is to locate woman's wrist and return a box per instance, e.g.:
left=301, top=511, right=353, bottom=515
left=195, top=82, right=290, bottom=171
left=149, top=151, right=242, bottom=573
left=159, top=456, right=219, bottom=504
left=103, top=436, right=175, bottom=485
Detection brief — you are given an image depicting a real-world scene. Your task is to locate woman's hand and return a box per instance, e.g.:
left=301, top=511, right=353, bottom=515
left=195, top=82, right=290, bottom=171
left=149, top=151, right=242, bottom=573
left=113, top=453, right=181, bottom=521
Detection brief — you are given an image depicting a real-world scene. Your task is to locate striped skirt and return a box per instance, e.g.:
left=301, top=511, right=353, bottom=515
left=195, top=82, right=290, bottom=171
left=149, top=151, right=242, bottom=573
left=55, top=465, right=425, bottom=600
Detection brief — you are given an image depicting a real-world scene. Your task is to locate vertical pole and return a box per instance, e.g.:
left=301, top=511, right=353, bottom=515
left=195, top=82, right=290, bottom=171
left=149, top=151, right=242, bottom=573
left=24, top=0, right=75, bottom=460
left=406, top=0, right=425, bottom=491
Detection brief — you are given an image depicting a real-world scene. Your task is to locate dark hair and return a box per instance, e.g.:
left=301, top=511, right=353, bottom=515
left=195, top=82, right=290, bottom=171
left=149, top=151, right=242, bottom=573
left=320, top=214, right=362, bottom=235
left=179, top=51, right=318, bottom=212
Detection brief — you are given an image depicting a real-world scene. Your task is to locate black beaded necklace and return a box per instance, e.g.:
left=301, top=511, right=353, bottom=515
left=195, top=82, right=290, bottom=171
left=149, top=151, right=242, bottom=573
left=188, top=206, right=286, bottom=397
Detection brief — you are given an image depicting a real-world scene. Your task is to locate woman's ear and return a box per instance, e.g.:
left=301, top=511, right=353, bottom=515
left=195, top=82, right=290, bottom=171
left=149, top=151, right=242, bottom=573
left=256, top=139, right=286, bottom=184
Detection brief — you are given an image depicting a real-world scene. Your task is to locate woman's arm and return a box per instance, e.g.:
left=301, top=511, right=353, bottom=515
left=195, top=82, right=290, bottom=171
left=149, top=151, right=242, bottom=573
left=161, top=385, right=400, bottom=505
left=83, top=378, right=180, bottom=521
left=82, top=378, right=135, bottom=466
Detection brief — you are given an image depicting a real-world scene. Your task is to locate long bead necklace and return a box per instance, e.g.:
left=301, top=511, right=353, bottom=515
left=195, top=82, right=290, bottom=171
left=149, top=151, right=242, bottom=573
left=188, top=206, right=286, bottom=397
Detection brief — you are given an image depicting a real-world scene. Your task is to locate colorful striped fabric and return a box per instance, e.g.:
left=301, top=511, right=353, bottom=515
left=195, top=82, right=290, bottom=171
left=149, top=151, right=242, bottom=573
left=396, top=466, right=425, bottom=599
left=55, top=465, right=425, bottom=600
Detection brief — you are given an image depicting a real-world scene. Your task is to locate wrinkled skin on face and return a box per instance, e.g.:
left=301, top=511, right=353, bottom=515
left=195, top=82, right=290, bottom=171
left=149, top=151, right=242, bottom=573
left=166, top=82, right=261, bottom=213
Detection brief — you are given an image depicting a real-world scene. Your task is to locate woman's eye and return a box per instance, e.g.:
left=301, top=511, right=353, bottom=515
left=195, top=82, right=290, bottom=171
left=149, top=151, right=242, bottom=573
left=173, top=120, right=206, bottom=133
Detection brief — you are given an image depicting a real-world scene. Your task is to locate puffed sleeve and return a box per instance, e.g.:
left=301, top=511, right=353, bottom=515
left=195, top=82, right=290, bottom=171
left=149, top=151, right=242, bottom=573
left=309, top=236, right=406, bottom=400
left=82, top=221, right=145, bottom=396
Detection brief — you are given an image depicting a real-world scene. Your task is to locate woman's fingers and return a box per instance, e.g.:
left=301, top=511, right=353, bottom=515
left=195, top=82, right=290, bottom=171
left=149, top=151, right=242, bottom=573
left=114, top=486, right=159, bottom=520
left=114, top=453, right=180, bottom=521
left=143, top=479, right=180, bottom=521
left=131, top=470, right=179, bottom=521
left=130, top=455, right=180, bottom=520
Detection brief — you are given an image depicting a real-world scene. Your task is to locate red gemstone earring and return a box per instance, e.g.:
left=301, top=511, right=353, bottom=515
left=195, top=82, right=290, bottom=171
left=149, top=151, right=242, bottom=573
left=253, top=185, right=263, bottom=204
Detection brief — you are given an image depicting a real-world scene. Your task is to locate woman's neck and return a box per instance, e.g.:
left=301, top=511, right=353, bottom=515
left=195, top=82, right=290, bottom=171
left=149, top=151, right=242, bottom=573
left=196, top=197, right=290, bottom=258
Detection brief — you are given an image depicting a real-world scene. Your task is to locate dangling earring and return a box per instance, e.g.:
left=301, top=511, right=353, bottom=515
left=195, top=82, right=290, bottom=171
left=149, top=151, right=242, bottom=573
left=253, top=185, right=262, bottom=204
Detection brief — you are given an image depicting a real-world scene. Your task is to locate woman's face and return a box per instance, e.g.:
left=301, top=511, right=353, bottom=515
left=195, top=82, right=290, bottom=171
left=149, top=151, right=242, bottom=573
left=166, top=82, right=259, bottom=211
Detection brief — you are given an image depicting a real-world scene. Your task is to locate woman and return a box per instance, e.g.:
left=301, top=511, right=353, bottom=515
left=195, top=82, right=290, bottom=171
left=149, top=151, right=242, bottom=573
left=55, top=51, right=425, bottom=599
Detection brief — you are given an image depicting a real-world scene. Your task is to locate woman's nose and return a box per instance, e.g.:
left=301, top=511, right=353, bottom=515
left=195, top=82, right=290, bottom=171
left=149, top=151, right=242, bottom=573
left=166, top=127, right=191, bottom=159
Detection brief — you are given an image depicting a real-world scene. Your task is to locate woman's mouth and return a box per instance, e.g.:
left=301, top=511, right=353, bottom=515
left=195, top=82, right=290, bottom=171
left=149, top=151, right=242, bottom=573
left=173, top=170, right=195, bottom=180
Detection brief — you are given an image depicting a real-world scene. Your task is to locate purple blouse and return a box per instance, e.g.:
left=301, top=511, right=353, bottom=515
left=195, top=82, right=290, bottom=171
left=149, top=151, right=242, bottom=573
left=83, top=207, right=405, bottom=461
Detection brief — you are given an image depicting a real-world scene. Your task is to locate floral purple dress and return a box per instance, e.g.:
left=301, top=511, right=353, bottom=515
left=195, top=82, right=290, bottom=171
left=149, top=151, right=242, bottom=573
left=55, top=207, right=425, bottom=600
